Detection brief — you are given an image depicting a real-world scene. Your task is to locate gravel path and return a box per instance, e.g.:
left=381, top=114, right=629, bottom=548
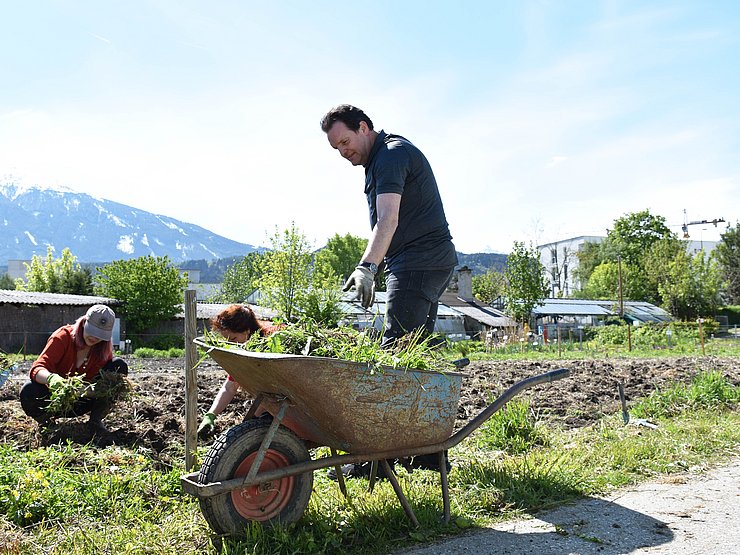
left=396, top=456, right=740, bottom=555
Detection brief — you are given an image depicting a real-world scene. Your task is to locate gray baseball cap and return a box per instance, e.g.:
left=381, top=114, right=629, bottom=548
left=84, top=304, right=115, bottom=341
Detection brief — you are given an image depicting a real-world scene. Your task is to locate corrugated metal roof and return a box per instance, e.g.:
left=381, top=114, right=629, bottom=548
left=452, top=305, right=517, bottom=327
left=534, top=302, right=614, bottom=316
left=532, top=298, right=672, bottom=323
left=172, top=303, right=278, bottom=320
left=0, top=289, right=121, bottom=306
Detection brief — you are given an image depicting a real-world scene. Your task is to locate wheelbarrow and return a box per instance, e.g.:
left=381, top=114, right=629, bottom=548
left=181, top=337, right=570, bottom=536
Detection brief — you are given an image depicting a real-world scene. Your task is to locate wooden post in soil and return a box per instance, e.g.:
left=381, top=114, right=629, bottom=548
left=184, top=289, right=198, bottom=471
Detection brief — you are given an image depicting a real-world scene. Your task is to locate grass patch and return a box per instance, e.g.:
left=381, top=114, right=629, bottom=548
left=133, top=347, right=185, bottom=358
left=632, top=370, right=740, bottom=418
left=476, top=399, right=550, bottom=454
left=2, top=372, right=739, bottom=554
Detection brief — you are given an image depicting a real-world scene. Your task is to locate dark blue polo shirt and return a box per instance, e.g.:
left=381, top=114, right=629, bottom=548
left=364, top=131, right=458, bottom=272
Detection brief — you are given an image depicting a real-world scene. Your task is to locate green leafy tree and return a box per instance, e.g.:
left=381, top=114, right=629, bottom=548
left=573, top=240, right=605, bottom=287
left=256, top=224, right=345, bottom=325
left=575, top=260, right=646, bottom=302
left=314, top=233, right=368, bottom=282
left=18, top=247, right=93, bottom=294
left=606, top=209, right=673, bottom=265
left=714, top=221, right=740, bottom=304
left=256, top=223, right=314, bottom=322
left=577, top=210, right=676, bottom=301
left=504, top=241, right=549, bottom=325
left=658, top=248, right=722, bottom=319
left=94, top=256, right=188, bottom=333
left=0, top=273, right=14, bottom=289
left=217, top=252, right=263, bottom=303
left=472, top=269, right=506, bottom=305
left=641, top=237, right=686, bottom=305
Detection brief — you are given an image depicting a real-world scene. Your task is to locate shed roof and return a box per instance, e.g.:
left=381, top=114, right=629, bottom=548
left=439, top=292, right=517, bottom=327
left=532, top=298, right=672, bottom=323
left=0, top=289, right=121, bottom=306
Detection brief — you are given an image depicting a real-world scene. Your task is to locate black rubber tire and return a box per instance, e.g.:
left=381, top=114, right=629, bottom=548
left=197, top=419, right=313, bottom=536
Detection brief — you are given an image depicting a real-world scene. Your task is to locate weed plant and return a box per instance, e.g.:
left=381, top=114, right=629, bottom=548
left=93, top=370, right=136, bottom=404
left=631, top=370, right=739, bottom=419
left=476, top=399, right=550, bottom=454
left=45, top=375, right=88, bottom=414
left=203, top=320, right=454, bottom=373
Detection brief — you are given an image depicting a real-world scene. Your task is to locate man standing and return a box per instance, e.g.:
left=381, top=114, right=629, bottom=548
left=320, top=104, right=458, bottom=347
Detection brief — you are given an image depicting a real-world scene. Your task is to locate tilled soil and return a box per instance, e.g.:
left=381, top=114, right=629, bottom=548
left=1, top=355, right=738, bottom=466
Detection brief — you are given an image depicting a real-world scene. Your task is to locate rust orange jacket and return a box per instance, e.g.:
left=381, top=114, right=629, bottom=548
left=30, top=325, right=111, bottom=383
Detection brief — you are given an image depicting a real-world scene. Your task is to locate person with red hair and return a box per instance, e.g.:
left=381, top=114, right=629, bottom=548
left=197, top=304, right=281, bottom=438
left=20, top=304, right=128, bottom=434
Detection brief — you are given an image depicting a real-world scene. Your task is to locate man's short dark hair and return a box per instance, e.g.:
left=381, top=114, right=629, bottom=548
left=320, top=104, right=374, bottom=133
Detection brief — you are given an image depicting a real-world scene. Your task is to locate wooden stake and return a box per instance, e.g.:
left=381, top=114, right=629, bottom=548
left=184, top=290, right=198, bottom=471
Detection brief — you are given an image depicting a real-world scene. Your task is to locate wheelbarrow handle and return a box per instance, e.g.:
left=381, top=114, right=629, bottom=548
left=446, top=367, right=571, bottom=450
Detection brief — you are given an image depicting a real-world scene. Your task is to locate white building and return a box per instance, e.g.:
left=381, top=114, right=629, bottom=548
left=537, top=236, right=719, bottom=298
left=537, top=236, right=604, bottom=297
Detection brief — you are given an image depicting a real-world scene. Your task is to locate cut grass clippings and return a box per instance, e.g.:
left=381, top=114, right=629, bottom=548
left=202, top=320, right=456, bottom=374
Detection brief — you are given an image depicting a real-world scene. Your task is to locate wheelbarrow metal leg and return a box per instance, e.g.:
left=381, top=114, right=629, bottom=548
left=439, top=451, right=450, bottom=524
left=380, top=459, right=419, bottom=528
left=368, top=460, right=379, bottom=493
left=244, top=393, right=264, bottom=420
left=245, top=399, right=289, bottom=483
left=330, top=447, right=348, bottom=497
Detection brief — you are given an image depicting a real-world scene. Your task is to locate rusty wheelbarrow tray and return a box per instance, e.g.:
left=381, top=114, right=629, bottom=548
left=182, top=338, right=570, bottom=534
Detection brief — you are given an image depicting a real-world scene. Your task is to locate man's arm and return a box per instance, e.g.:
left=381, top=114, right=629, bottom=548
left=362, top=192, right=400, bottom=265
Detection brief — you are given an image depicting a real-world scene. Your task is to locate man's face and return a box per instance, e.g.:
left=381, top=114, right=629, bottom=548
left=326, top=121, right=373, bottom=167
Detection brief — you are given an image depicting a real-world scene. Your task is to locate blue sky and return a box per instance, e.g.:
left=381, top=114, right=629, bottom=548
left=1, top=1, right=738, bottom=254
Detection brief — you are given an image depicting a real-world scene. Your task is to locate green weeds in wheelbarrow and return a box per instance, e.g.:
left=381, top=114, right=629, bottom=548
left=200, top=320, right=455, bottom=374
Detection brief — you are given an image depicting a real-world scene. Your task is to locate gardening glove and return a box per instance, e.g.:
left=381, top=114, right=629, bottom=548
left=47, top=374, right=65, bottom=391
left=198, top=412, right=217, bottom=438
left=343, top=266, right=375, bottom=309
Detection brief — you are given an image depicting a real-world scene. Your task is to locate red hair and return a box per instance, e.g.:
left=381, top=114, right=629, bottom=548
left=210, top=304, right=279, bottom=340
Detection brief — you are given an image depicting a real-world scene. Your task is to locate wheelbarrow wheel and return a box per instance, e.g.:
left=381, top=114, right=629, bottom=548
left=198, top=418, right=313, bottom=535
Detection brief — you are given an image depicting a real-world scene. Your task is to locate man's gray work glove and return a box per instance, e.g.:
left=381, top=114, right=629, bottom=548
left=343, top=266, right=376, bottom=308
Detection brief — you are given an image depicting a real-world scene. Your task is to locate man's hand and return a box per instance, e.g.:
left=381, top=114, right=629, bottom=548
left=47, top=374, right=65, bottom=391
left=198, top=412, right=217, bottom=438
left=343, top=266, right=376, bottom=308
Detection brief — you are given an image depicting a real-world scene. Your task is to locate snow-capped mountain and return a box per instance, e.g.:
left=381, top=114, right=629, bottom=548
left=0, top=179, right=258, bottom=264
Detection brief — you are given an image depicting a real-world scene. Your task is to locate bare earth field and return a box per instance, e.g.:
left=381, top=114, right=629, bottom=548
left=2, top=354, right=738, bottom=554
left=1, top=355, right=738, bottom=462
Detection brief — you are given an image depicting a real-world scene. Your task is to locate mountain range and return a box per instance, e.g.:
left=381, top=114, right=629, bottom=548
left=0, top=179, right=507, bottom=279
left=0, top=180, right=258, bottom=265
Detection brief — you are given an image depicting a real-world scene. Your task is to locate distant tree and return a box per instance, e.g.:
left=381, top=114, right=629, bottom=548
left=641, top=237, right=686, bottom=305
left=658, top=247, right=722, bottom=319
left=95, top=256, right=188, bottom=334
left=573, top=241, right=604, bottom=289
left=575, top=260, right=645, bottom=302
left=714, top=221, right=740, bottom=304
left=255, top=224, right=344, bottom=325
left=314, top=233, right=368, bottom=283
left=472, top=269, right=506, bottom=305
left=256, top=223, right=313, bottom=322
left=576, top=210, right=676, bottom=301
left=18, top=247, right=93, bottom=295
left=217, top=252, right=263, bottom=303
left=0, top=273, right=14, bottom=289
left=605, top=209, right=674, bottom=265
left=504, top=241, right=549, bottom=325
